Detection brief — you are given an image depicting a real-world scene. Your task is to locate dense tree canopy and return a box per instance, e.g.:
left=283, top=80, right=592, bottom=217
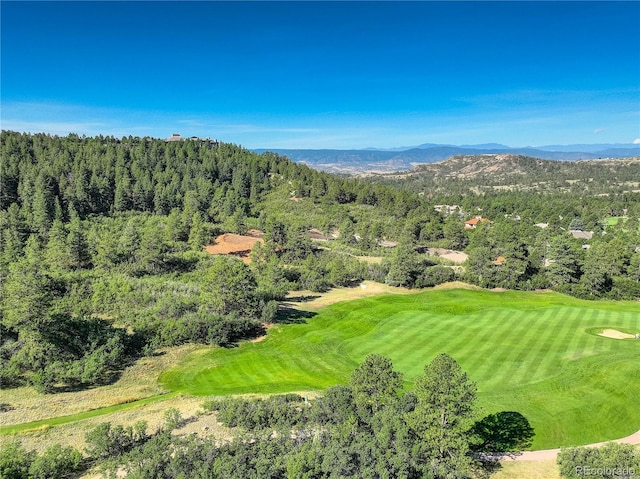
left=1, top=131, right=639, bottom=393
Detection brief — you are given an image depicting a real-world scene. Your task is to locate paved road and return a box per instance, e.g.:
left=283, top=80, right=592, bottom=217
left=491, top=429, right=640, bottom=462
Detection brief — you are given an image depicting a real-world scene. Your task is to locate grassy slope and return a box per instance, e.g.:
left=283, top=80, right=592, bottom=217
left=160, top=289, right=640, bottom=449
left=0, top=393, right=174, bottom=435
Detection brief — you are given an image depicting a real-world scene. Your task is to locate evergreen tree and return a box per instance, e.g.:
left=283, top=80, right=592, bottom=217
left=200, top=256, right=259, bottom=317
left=546, top=236, right=583, bottom=288
left=67, top=214, right=90, bottom=269
left=136, top=225, right=166, bottom=275
left=350, top=354, right=403, bottom=421
left=32, top=171, right=56, bottom=237
left=407, top=353, right=478, bottom=479
left=45, top=219, right=70, bottom=272
left=188, top=211, right=209, bottom=251
left=0, top=204, right=26, bottom=272
left=385, top=243, right=420, bottom=287
left=1, top=235, right=55, bottom=332
left=118, top=218, right=141, bottom=262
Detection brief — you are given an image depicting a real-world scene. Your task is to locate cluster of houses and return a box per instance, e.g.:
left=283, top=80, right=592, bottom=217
left=434, top=205, right=492, bottom=230
left=434, top=205, right=598, bottom=252
left=165, top=133, right=220, bottom=147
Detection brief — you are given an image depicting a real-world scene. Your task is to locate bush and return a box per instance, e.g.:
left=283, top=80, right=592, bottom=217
left=204, top=394, right=307, bottom=431
left=557, top=442, right=640, bottom=478
left=163, top=407, right=184, bottom=431
left=415, top=266, right=455, bottom=288
left=29, top=444, right=82, bottom=479
left=260, top=300, right=279, bottom=323
left=0, top=441, right=35, bottom=479
left=608, top=277, right=640, bottom=300
left=153, top=312, right=262, bottom=348
left=85, top=421, right=148, bottom=459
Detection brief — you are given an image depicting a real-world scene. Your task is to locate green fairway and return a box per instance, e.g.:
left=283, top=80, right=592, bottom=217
left=160, top=289, right=640, bottom=449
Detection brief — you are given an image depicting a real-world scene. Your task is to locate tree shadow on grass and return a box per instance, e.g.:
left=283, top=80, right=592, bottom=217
left=471, top=458, right=503, bottom=479
left=273, top=305, right=317, bottom=324
left=285, top=295, right=321, bottom=303
left=471, top=411, right=536, bottom=461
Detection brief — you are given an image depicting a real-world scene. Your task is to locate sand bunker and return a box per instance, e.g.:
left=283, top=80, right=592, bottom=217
left=598, top=329, right=636, bottom=340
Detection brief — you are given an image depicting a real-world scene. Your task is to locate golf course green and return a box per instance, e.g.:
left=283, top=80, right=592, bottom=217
left=160, top=289, right=640, bottom=449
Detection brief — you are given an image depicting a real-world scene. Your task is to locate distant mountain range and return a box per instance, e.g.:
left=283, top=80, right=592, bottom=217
left=254, top=143, right=640, bottom=174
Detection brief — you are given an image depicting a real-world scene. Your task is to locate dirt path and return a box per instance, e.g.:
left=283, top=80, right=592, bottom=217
left=496, top=429, right=640, bottom=462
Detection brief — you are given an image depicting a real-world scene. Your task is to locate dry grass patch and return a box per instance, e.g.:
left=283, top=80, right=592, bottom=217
left=353, top=255, right=383, bottom=264
left=284, top=281, right=420, bottom=311
left=490, top=459, right=560, bottom=479
left=432, top=281, right=483, bottom=291
left=0, top=345, right=200, bottom=427
left=13, top=394, right=234, bottom=458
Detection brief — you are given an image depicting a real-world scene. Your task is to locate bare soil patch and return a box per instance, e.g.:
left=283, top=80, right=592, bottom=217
left=378, top=240, right=398, bottom=248
left=598, top=329, right=636, bottom=340
left=245, top=229, right=265, bottom=238
left=426, top=247, right=469, bottom=263
left=249, top=323, right=276, bottom=343
left=308, top=228, right=327, bottom=240
left=205, top=233, right=264, bottom=263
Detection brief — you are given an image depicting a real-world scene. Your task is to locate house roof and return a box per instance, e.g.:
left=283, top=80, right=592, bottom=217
left=569, top=230, right=594, bottom=240
left=465, top=217, right=490, bottom=225
left=492, top=256, right=506, bottom=265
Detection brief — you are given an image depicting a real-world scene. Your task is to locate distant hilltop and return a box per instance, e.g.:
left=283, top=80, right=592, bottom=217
left=253, top=143, right=640, bottom=174
left=165, top=133, right=220, bottom=147
left=367, top=154, right=640, bottom=196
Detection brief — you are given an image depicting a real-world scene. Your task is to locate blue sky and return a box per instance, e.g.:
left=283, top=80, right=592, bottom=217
left=2, top=1, right=639, bottom=149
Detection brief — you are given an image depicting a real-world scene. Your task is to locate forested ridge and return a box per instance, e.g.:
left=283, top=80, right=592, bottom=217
left=2, top=131, right=640, bottom=394
left=2, top=131, right=640, bottom=478
left=0, top=131, right=434, bottom=393
left=369, top=153, right=640, bottom=195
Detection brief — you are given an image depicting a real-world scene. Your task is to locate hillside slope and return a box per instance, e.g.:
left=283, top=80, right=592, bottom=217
left=368, top=154, right=640, bottom=195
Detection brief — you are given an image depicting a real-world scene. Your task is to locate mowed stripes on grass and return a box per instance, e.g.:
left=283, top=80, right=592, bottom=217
left=160, top=289, right=640, bottom=449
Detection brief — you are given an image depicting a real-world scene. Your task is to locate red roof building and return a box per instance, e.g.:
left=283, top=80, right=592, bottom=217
left=464, top=216, right=491, bottom=229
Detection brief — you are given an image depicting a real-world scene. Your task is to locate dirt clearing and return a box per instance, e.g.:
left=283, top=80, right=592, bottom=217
left=205, top=233, right=264, bottom=263
left=426, top=247, right=469, bottom=263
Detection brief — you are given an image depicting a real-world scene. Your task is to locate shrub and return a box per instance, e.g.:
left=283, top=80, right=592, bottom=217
left=557, top=442, right=640, bottom=478
left=163, top=407, right=184, bottom=431
left=29, top=444, right=82, bottom=479
left=85, top=421, right=148, bottom=459
left=0, top=441, right=35, bottom=479
left=415, top=266, right=456, bottom=288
